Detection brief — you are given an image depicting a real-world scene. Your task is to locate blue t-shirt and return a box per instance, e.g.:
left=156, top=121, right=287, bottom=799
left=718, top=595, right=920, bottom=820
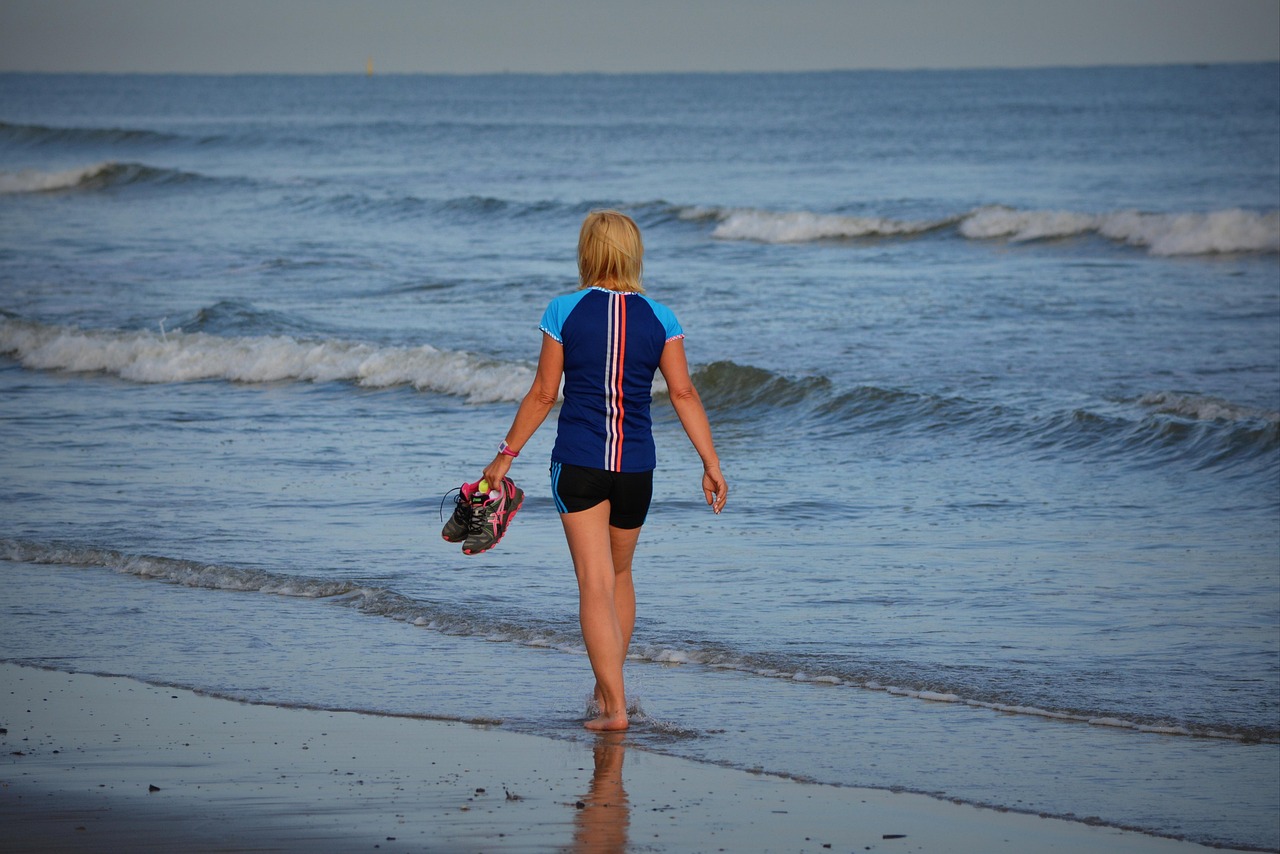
left=539, top=287, right=684, bottom=472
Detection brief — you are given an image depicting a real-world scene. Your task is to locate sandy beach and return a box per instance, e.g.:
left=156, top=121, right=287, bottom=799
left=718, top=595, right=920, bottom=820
left=1, top=663, right=1241, bottom=854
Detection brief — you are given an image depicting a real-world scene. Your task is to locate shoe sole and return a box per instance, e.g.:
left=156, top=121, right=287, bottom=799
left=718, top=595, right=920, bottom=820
left=462, top=488, right=524, bottom=555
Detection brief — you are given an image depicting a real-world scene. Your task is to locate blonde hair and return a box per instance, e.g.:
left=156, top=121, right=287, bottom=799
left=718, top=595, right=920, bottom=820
left=578, top=210, right=644, bottom=293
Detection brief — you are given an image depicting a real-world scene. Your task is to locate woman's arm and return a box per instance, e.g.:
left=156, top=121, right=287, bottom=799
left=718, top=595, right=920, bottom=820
left=658, top=337, right=727, bottom=514
left=482, top=333, right=563, bottom=487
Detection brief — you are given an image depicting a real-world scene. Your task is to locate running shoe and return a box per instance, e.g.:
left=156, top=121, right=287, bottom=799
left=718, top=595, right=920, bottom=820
left=440, top=479, right=485, bottom=543
left=462, top=476, right=524, bottom=555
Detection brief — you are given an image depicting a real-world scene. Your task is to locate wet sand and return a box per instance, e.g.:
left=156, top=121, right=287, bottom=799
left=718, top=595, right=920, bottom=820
left=0, top=663, right=1237, bottom=852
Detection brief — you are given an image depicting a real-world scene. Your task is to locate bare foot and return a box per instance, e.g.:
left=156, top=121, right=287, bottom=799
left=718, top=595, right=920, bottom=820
left=584, top=711, right=629, bottom=732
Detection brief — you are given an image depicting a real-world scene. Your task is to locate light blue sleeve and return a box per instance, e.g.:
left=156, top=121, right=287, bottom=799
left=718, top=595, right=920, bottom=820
left=646, top=297, right=685, bottom=341
left=538, top=293, right=580, bottom=343
left=540, top=289, right=597, bottom=341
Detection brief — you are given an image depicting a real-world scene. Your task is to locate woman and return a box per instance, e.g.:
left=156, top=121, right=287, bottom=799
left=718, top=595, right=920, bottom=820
left=482, top=210, right=727, bottom=732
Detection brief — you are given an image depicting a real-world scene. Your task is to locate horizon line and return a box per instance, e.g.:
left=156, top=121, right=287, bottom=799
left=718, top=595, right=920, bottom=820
left=1, top=59, right=1276, bottom=78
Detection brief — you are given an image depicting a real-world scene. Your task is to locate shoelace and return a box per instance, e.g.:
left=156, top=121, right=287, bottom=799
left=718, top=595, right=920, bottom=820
left=438, top=487, right=462, bottom=524
left=467, top=495, right=494, bottom=536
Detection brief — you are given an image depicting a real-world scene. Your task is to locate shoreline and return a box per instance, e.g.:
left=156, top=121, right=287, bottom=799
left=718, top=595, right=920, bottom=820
left=1, top=663, right=1246, bottom=853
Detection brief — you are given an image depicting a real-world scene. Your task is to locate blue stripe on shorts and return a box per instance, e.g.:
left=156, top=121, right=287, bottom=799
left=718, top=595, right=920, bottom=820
left=549, top=461, right=568, bottom=514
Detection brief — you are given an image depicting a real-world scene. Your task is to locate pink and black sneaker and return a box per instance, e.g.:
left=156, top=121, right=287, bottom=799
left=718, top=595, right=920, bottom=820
left=462, top=477, right=524, bottom=555
left=441, top=479, right=485, bottom=543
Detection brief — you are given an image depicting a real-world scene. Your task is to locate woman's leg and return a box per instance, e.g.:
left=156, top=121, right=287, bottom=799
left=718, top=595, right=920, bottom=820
left=609, top=522, right=640, bottom=662
left=593, top=522, right=640, bottom=711
left=561, top=503, right=641, bottom=731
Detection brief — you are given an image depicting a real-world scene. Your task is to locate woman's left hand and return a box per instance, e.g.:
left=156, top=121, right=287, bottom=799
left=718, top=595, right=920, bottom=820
left=703, top=465, right=728, bottom=514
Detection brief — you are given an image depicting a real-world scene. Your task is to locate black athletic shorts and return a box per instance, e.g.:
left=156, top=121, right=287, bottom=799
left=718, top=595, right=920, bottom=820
left=549, top=462, right=653, bottom=529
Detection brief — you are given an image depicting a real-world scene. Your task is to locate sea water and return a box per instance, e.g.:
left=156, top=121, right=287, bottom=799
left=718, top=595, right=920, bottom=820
left=0, top=66, right=1277, bottom=850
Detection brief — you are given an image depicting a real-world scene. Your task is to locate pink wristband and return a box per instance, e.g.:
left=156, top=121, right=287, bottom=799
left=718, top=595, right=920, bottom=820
left=498, top=440, right=519, bottom=458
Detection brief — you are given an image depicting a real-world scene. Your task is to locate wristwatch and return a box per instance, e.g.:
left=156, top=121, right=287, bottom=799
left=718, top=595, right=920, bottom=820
left=498, top=440, right=519, bottom=458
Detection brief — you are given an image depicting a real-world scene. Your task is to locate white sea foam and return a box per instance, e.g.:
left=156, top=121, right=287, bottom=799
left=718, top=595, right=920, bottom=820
left=917, top=690, right=961, bottom=702
left=711, top=208, right=946, bottom=243
left=1098, top=209, right=1280, bottom=255
left=0, top=162, right=117, bottom=194
left=0, top=539, right=359, bottom=598
left=698, top=203, right=1279, bottom=255
left=1138, top=391, right=1280, bottom=423
left=961, top=205, right=1280, bottom=255
left=959, top=207, right=1098, bottom=242
left=654, top=648, right=698, bottom=664
left=0, top=318, right=531, bottom=403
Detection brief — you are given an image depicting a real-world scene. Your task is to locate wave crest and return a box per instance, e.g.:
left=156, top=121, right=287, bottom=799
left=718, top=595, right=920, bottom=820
left=0, top=316, right=531, bottom=403
left=1139, top=391, right=1279, bottom=424
left=0, top=161, right=202, bottom=194
left=709, top=208, right=948, bottom=242
left=687, top=204, right=1279, bottom=255
left=682, top=361, right=1278, bottom=471
left=960, top=205, right=1280, bottom=256
left=691, top=361, right=831, bottom=410
left=2, top=317, right=1273, bottom=468
left=0, top=539, right=360, bottom=598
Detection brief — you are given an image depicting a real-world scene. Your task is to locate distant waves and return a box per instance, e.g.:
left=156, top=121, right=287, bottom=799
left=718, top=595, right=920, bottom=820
left=3, top=156, right=1275, bottom=258
left=686, top=204, right=1280, bottom=255
left=0, top=119, right=182, bottom=147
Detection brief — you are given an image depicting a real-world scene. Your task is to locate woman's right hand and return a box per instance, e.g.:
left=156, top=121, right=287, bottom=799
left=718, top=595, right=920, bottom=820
left=482, top=454, right=513, bottom=491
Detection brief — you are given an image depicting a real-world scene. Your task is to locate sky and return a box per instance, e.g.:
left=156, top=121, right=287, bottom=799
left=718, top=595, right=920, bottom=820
left=0, top=0, right=1277, bottom=74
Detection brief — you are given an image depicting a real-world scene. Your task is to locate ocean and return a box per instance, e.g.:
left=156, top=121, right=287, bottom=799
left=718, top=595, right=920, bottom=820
left=1, top=65, right=1277, bottom=850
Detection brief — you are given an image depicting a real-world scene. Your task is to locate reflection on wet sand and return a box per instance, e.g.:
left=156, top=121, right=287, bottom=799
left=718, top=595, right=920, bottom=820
left=572, top=733, right=630, bottom=853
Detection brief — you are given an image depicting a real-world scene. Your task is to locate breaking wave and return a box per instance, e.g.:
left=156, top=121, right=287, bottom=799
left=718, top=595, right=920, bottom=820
left=687, top=204, right=1280, bottom=256
left=3, top=537, right=1273, bottom=743
left=960, top=205, right=1280, bottom=256
left=2, top=315, right=1274, bottom=470
left=1138, top=391, right=1280, bottom=424
left=0, top=316, right=531, bottom=403
left=688, top=360, right=1278, bottom=471
left=698, top=207, right=951, bottom=242
left=0, top=161, right=206, bottom=194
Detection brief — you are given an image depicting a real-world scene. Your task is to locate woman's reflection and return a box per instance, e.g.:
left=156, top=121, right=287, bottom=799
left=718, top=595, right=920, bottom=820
left=572, top=733, right=630, bottom=853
